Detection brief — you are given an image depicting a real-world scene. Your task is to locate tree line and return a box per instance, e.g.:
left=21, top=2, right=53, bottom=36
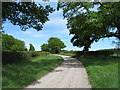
left=2, top=34, right=66, bottom=53
left=2, top=34, right=35, bottom=51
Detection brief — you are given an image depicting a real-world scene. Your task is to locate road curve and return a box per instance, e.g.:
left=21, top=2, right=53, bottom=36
left=25, top=55, right=91, bottom=88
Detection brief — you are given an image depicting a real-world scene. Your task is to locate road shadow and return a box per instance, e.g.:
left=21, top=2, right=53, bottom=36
left=52, top=70, right=63, bottom=72
left=60, top=57, right=84, bottom=68
left=30, top=80, right=41, bottom=85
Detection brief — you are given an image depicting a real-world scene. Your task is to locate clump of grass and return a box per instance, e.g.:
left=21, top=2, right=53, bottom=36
left=78, top=55, right=118, bottom=88
left=2, top=55, right=63, bottom=88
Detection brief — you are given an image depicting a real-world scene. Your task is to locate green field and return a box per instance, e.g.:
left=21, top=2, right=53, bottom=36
left=58, top=52, right=118, bottom=88
left=2, top=55, right=63, bottom=88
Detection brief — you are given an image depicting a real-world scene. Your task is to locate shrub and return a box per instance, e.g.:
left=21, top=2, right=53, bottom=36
left=2, top=51, right=50, bottom=64
left=83, top=51, right=114, bottom=56
left=29, top=44, right=35, bottom=51
left=2, top=34, right=26, bottom=51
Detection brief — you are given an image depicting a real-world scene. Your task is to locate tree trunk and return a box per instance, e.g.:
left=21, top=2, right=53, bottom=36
left=83, top=45, right=89, bottom=51
left=117, top=26, right=120, bottom=40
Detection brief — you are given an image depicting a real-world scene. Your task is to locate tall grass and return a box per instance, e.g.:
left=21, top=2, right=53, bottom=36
left=78, top=55, right=118, bottom=88
left=2, top=55, right=63, bottom=88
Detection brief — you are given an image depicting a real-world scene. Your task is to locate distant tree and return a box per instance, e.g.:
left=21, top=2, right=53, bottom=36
left=29, top=44, right=35, bottom=51
left=57, top=2, right=120, bottom=51
left=41, top=44, right=49, bottom=51
left=48, top=37, right=66, bottom=53
left=2, top=33, right=26, bottom=51
left=24, top=47, right=28, bottom=51
left=2, top=2, right=54, bottom=31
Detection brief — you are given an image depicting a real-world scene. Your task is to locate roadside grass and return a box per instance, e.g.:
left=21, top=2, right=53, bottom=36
left=59, top=52, right=118, bottom=88
left=111, top=54, right=120, bottom=57
left=2, top=55, right=63, bottom=88
left=78, top=55, right=118, bottom=88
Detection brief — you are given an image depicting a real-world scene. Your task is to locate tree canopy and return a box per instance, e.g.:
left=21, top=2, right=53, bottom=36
left=29, top=44, right=35, bottom=51
left=2, top=33, right=26, bottom=51
left=41, top=37, right=66, bottom=53
left=2, top=2, right=54, bottom=31
left=57, top=2, right=120, bottom=51
left=41, top=44, right=49, bottom=52
left=48, top=37, right=66, bottom=53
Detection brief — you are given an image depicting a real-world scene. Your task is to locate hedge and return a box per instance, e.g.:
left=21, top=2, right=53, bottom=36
left=61, top=50, right=117, bottom=57
left=83, top=51, right=114, bottom=56
left=2, top=51, right=50, bottom=64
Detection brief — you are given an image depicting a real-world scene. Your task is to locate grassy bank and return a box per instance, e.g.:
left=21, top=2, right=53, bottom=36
left=78, top=55, right=118, bottom=88
left=59, top=52, right=118, bottom=88
left=2, top=55, right=63, bottom=88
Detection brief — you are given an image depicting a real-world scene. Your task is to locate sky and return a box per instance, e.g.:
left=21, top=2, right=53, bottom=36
left=3, top=1, right=117, bottom=51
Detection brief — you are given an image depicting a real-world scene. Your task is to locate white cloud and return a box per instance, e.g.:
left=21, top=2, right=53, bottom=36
left=45, top=17, right=67, bottom=26
left=32, top=34, right=46, bottom=37
left=60, top=29, right=69, bottom=35
left=52, top=9, right=63, bottom=15
left=25, top=43, right=30, bottom=50
left=18, top=30, right=48, bottom=38
left=21, top=31, right=34, bottom=34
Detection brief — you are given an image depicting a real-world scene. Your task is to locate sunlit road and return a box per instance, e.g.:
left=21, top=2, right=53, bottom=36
left=24, top=55, right=91, bottom=88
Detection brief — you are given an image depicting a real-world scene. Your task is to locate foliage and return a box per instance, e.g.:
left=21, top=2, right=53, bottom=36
left=41, top=37, right=66, bottom=53
left=2, top=50, right=50, bottom=64
left=2, top=2, right=54, bottom=31
left=112, top=38, right=120, bottom=49
left=48, top=37, right=66, bottom=53
left=2, top=33, right=26, bottom=51
left=29, top=44, right=35, bottom=51
left=83, top=51, right=114, bottom=56
left=57, top=2, right=120, bottom=51
left=0, top=32, right=2, bottom=51
left=41, top=44, right=49, bottom=51
left=59, top=50, right=119, bottom=58
left=2, top=55, right=63, bottom=88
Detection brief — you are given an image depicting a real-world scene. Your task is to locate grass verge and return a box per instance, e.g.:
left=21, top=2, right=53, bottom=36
left=59, top=52, right=118, bottom=88
left=78, top=55, right=118, bottom=88
left=2, top=55, right=63, bottom=88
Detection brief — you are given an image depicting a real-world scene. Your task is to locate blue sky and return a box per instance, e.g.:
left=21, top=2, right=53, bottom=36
left=3, top=2, right=116, bottom=51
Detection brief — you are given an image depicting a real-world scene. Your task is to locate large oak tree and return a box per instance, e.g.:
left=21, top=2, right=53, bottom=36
left=57, top=2, right=120, bottom=51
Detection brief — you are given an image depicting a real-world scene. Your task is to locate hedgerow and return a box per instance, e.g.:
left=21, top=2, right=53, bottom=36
left=2, top=51, right=50, bottom=64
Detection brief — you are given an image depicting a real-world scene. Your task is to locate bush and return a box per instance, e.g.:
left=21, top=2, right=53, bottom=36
left=59, top=50, right=116, bottom=58
left=83, top=51, right=114, bottom=56
left=2, top=51, right=50, bottom=64
left=2, top=34, right=26, bottom=51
